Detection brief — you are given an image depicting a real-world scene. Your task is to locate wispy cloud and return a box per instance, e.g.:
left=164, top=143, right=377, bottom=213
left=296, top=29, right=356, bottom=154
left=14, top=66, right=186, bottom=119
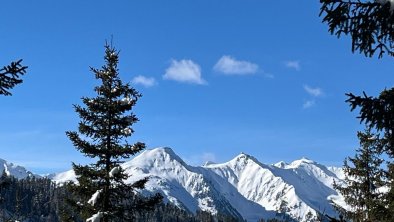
left=303, top=100, right=315, bottom=109
left=285, top=60, right=301, bottom=71
left=132, top=75, right=157, bottom=87
left=214, top=55, right=258, bottom=75
left=304, top=85, right=323, bottom=97
left=302, top=85, right=324, bottom=109
left=163, top=59, right=206, bottom=85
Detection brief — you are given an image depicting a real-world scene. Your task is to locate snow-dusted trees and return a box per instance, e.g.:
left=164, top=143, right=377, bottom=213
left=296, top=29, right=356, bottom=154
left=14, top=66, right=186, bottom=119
left=0, top=59, right=27, bottom=96
left=66, top=43, right=161, bottom=221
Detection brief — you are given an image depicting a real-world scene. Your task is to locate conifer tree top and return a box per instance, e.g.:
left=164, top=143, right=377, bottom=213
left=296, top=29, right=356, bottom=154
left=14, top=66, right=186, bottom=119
left=66, top=43, right=161, bottom=221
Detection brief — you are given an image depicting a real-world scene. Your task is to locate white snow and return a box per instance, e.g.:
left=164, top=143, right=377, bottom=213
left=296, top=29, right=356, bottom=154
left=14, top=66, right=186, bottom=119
left=121, top=127, right=132, bottom=135
left=111, top=87, right=118, bottom=93
left=49, top=169, right=76, bottom=184
left=87, top=189, right=102, bottom=206
left=49, top=147, right=347, bottom=222
left=86, top=212, right=104, bottom=222
left=109, top=166, right=121, bottom=177
left=328, top=166, right=346, bottom=180
left=120, top=97, right=133, bottom=105
left=0, top=159, right=36, bottom=179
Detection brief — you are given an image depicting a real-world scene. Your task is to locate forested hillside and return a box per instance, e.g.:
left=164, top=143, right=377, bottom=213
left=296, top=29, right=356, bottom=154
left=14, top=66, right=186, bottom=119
left=0, top=173, right=246, bottom=222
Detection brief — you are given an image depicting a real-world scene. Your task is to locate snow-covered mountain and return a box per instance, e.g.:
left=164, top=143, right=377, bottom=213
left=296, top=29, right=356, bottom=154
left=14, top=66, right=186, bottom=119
left=51, top=147, right=345, bottom=222
left=0, top=158, right=36, bottom=179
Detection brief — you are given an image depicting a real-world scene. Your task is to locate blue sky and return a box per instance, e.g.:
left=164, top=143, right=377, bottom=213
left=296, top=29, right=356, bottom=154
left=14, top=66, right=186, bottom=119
left=1, top=0, right=393, bottom=174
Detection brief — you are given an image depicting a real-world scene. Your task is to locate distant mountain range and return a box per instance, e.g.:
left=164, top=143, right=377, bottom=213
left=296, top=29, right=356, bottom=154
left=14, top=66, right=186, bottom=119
left=4, top=147, right=346, bottom=222
left=0, top=158, right=36, bottom=179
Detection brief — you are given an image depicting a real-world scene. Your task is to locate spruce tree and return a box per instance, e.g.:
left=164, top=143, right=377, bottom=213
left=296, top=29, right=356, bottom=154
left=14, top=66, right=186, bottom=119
left=333, top=129, right=387, bottom=221
left=0, top=59, right=27, bottom=96
left=66, top=43, right=161, bottom=222
left=319, top=1, right=394, bottom=219
left=345, top=90, right=394, bottom=221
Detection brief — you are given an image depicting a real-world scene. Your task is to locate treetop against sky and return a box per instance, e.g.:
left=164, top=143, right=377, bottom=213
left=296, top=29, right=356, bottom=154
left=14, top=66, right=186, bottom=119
left=1, top=0, right=393, bottom=174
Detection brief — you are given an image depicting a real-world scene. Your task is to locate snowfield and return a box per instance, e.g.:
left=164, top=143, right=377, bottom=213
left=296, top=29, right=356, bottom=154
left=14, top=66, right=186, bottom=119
left=47, top=147, right=346, bottom=222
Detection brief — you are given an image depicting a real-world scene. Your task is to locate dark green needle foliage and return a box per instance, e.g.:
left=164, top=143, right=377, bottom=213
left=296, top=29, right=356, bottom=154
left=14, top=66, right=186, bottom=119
left=320, top=0, right=394, bottom=58
left=347, top=89, right=394, bottom=158
left=319, top=1, right=394, bottom=220
left=0, top=59, right=27, bottom=96
left=345, top=90, right=394, bottom=221
left=333, top=130, right=387, bottom=221
left=66, top=43, right=161, bottom=222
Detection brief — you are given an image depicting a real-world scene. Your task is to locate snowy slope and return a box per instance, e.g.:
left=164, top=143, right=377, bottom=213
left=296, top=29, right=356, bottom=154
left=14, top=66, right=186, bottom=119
left=327, top=166, right=345, bottom=180
left=122, top=147, right=245, bottom=219
left=205, top=154, right=342, bottom=221
left=0, top=158, right=36, bottom=179
left=50, top=147, right=345, bottom=221
left=48, top=169, right=75, bottom=184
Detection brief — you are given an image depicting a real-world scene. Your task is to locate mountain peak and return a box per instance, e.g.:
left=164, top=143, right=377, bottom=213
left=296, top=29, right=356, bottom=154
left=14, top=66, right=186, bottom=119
left=140, top=147, right=178, bottom=158
left=290, top=157, right=315, bottom=166
left=273, top=161, right=288, bottom=168
left=155, top=146, right=177, bottom=156
left=48, top=149, right=344, bottom=222
left=227, top=152, right=268, bottom=170
left=0, top=158, right=36, bottom=179
left=153, top=147, right=183, bottom=160
left=126, top=147, right=188, bottom=170
left=236, top=152, right=255, bottom=160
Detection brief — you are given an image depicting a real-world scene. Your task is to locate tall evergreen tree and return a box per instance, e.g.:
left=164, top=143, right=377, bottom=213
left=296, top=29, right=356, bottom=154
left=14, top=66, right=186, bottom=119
left=333, top=129, right=387, bottom=221
left=0, top=59, right=27, bottom=96
left=319, top=1, right=394, bottom=220
left=66, top=43, right=161, bottom=222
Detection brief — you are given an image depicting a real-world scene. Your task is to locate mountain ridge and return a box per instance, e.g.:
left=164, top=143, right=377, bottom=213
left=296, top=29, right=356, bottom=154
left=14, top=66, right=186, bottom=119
left=0, top=158, right=37, bottom=179
left=0, top=148, right=344, bottom=221
left=48, top=147, right=344, bottom=222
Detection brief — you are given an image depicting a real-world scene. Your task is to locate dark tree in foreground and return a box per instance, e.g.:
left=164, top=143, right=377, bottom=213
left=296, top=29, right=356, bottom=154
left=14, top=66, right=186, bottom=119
left=320, top=0, right=394, bottom=220
left=0, top=59, right=27, bottom=96
left=320, top=0, right=394, bottom=58
left=346, top=90, right=394, bottom=220
left=347, top=89, right=394, bottom=158
left=66, top=43, right=161, bottom=222
left=333, top=130, right=387, bottom=221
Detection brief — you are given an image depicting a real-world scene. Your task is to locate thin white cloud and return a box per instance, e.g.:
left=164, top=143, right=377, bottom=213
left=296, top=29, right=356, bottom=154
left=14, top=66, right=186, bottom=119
left=303, top=100, right=315, bottom=109
left=214, top=55, right=258, bottom=75
left=285, top=60, right=301, bottom=71
left=304, top=85, right=323, bottom=97
left=132, top=75, right=157, bottom=87
left=163, top=59, right=206, bottom=85
left=302, top=85, right=324, bottom=109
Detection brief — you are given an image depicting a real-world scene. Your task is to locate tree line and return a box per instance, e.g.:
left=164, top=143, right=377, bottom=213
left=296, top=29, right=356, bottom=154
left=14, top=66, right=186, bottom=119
left=0, top=171, right=246, bottom=222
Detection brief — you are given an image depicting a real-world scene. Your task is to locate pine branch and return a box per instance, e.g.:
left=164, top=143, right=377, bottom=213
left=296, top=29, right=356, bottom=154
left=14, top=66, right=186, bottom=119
left=0, top=59, right=27, bottom=96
